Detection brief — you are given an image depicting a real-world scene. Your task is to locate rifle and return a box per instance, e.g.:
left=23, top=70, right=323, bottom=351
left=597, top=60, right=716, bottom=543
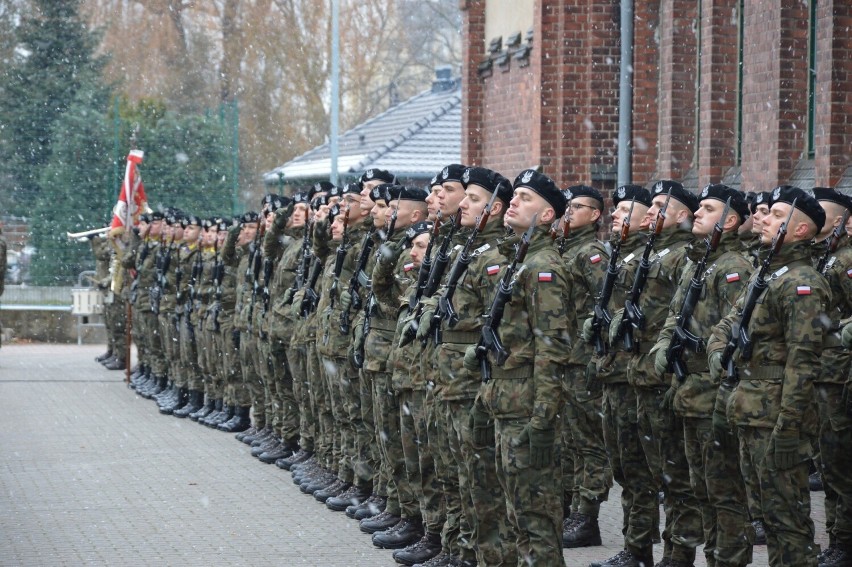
left=617, top=187, right=673, bottom=352
left=590, top=199, right=635, bottom=355
left=397, top=215, right=443, bottom=347
left=551, top=198, right=572, bottom=255
left=475, top=216, right=536, bottom=383
left=422, top=209, right=462, bottom=298
left=428, top=189, right=500, bottom=344
left=210, top=236, right=224, bottom=332
left=300, top=256, right=324, bottom=318
left=665, top=198, right=731, bottom=382
left=353, top=201, right=400, bottom=369
left=285, top=216, right=313, bottom=305
left=151, top=232, right=174, bottom=315
left=720, top=200, right=796, bottom=385
left=245, top=220, right=266, bottom=332
left=818, top=209, right=851, bottom=274
left=184, top=242, right=204, bottom=338
left=129, top=226, right=151, bottom=305
left=173, top=245, right=184, bottom=334
left=328, top=205, right=351, bottom=311
left=339, top=224, right=376, bottom=335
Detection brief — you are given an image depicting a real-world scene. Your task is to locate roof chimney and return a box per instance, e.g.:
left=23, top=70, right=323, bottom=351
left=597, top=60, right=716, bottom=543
left=432, top=65, right=455, bottom=93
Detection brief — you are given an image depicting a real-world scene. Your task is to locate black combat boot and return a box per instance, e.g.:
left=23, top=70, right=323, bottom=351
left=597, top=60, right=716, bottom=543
left=820, top=543, right=852, bottom=567
left=218, top=406, right=251, bottom=432
left=199, top=399, right=223, bottom=425
left=349, top=494, right=386, bottom=520
left=207, top=404, right=233, bottom=427
left=313, top=479, right=349, bottom=502
left=562, top=513, right=602, bottom=548
left=160, top=387, right=188, bottom=415
left=810, top=471, right=824, bottom=491
left=189, top=397, right=216, bottom=421
left=95, top=350, right=113, bottom=363
left=235, top=425, right=258, bottom=443
left=326, top=484, right=369, bottom=511
left=103, top=357, right=126, bottom=370
left=300, top=470, right=336, bottom=494
left=373, top=516, right=424, bottom=549
left=277, top=448, right=313, bottom=470
left=173, top=389, right=203, bottom=418
left=252, top=436, right=281, bottom=457
left=393, top=532, right=442, bottom=566
left=250, top=428, right=275, bottom=447
left=359, top=510, right=401, bottom=534
left=752, top=519, right=767, bottom=545
left=260, top=441, right=297, bottom=464
left=411, top=551, right=453, bottom=567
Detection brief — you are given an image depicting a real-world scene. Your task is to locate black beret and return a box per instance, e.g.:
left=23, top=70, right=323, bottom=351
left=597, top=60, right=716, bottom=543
left=182, top=214, right=203, bottom=228
left=201, top=218, right=213, bottom=229
left=262, top=193, right=280, bottom=206
left=216, top=217, right=230, bottom=231
left=813, top=187, right=852, bottom=211
left=404, top=220, right=434, bottom=246
left=429, top=169, right=445, bottom=187
left=293, top=191, right=310, bottom=205
left=140, top=213, right=152, bottom=223
left=462, top=167, right=513, bottom=204
left=440, top=164, right=468, bottom=184
left=369, top=184, right=390, bottom=204
left=342, top=182, right=361, bottom=196
left=240, top=211, right=260, bottom=224
left=697, top=184, right=750, bottom=222
left=613, top=184, right=653, bottom=208
left=328, top=203, right=342, bottom=222
left=750, top=191, right=772, bottom=213
left=165, top=211, right=183, bottom=226
left=314, top=181, right=336, bottom=195
left=360, top=168, right=396, bottom=184
left=563, top=184, right=605, bottom=208
left=311, top=195, right=328, bottom=210
left=150, top=211, right=166, bottom=221
left=652, top=180, right=699, bottom=213
left=513, top=169, right=567, bottom=218
left=770, top=185, right=826, bottom=232
left=385, top=184, right=428, bottom=202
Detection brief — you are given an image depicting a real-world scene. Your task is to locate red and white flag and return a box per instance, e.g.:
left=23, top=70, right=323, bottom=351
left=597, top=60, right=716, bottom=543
left=110, top=150, right=148, bottom=232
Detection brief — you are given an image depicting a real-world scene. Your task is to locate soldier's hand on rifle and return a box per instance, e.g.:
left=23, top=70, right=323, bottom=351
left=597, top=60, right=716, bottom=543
left=397, top=315, right=418, bottom=348
left=513, top=423, right=556, bottom=469
left=659, top=385, right=676, bottom=411
left=463, top=345, right=479, bottom=372
left=608, top=310, right=625, bottom=345
left=339, top=290, right=352, bottom=312
left=770, top=428, right=800, bottom=470
left=282, top=288, right=295, bottom=306
left=349, top=323, right=366, bottom=368
left=581, top=317, right=595, bottom=343
left=468, top=400, right=493, bottom=447
left=653, top=345, right=669, bottom=378
left=708, top=351, right=724, bottom=382
left=378, top=239, right=406, bottom=266
left=842, top=322, right=852, bottom=349
left=416, top=308, right=436, bottom=341
left=584, top=361, right=602, bottom=396
left=290, top=290, right=305, bottom=316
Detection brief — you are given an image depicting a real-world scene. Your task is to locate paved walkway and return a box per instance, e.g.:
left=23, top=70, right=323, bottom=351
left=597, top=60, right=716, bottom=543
left=0, top=344, right=826, bottom=566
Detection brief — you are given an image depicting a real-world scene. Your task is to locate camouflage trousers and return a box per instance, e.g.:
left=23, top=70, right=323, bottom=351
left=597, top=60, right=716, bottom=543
left=178, top=316, right=202, bottom=391
left=318, top=353, right=345, bottom=472
left=323, top=354, right=360, bottom=484
left=358, top=368, right=380, bottom=492
left=308, top=341, right=334, bottom=469
left=447, top=397, right=514, bottom=566
left=737, top=425, right=817, bottom=566
left=426, top=388, right=463, bottom=556
left=105, top=298, right=127, bottom=361
left=683, top=416, right=753, bottom=567
left=636, top=386, right=703, bottom=564
left=564, top=366, right=612, bottom=518
left=137, top=306, right=166, bottom=377
left=287, top=343, right=314, bottom=452
left=158, top=312, right=181, bottom=384
left=248, top=331, right=270, bottom=425
left=372, top=371, right=412, bottom=518
left=256, top=336, right=275, bottom=429
left=199, top=322, right=222, bottom=401
left=602, top=382, right=659, bottom=556
left=220, top=316, right=248, bottom=407
left=815, top=383, right=852, bottom=547
left=271, top=339, right=299, bottom=444
left=238, top=331, right=261, bottom=415
left=494, top=418, right=564, bottom=567
left=399, top=389, right=444, bottom=534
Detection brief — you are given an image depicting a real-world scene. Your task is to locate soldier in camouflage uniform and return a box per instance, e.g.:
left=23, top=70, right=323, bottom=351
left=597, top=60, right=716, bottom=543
left=154, top=211, right=185, bottom=412
left=609, top=180, right=702, bottom=567
left=708, top=185, right=828, bottom=567
left=467, top=169, right=570, bottom=566
left=188, top=218, right=220, bottom=421
left=812, top=188, right=852, bottom=567
left=558, top=185, right=613, bottom=550
left=90, top=234, right=115, bottom=363
left=582, top=185, right=657, bottom=567
left=652, top=184, right=755, bottom=567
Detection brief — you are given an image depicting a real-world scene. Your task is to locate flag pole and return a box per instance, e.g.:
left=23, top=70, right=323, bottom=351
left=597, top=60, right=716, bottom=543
left=125, top=124, right=139, bottom=386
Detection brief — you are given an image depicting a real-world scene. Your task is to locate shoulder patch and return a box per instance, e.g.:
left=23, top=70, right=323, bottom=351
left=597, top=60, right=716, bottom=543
left=486, top=264, right=500, bottom=276
left=725, top=273, right=740, bottom=283
left=538, top=272, right=553, bottom=282
left=403, top=262, right=415, bottom=272
left=797, top=285, right=811, bottom=296
left=845, top=266, right=852, bottom=279
left=589, top=253, right=602, bottom=264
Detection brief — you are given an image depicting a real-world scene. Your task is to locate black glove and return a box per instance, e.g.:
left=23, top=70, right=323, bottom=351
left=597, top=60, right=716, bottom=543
left=584, top=361, right=602, bottom=396
left=659, top=386, right=676, bottom=411
left=513, top=423, right=556, bottom=469
left=468, top=402, right=494, bottom=447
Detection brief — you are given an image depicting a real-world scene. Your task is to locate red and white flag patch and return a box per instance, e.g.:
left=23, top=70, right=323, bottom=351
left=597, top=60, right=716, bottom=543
left=725, top=273, right=740, bottom=283
left=797, top=286, right=811, bottom=296
left=846, top=268, right=852, bottom=279
left=403, top=262, right=415, bottom=272
left=538, top=272, right=553, bottom=282
left=486, top=265, right=500, bottom=276
left=590, top=254, right=602, bottom=264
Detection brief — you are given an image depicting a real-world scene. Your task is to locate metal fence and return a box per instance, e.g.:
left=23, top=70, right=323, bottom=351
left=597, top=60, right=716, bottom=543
left=2, top=285, right=75, bottom=306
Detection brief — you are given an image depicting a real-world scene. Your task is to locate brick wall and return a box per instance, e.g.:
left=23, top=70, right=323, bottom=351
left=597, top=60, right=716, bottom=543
left=814, top=0, right=852, bottom=187
left=461, top=0, right=485, bottom=168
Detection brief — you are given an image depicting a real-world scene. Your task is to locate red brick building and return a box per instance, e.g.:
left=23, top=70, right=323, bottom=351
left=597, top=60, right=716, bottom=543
left=461, top=0, right=851, bottom=196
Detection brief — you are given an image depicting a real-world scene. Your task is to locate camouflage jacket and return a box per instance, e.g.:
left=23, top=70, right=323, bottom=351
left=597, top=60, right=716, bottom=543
left=811, top=237, right=852, bottom=385
left=625, top=228, right=693, bottom=389
left=655, top=232, right=753, bottom=416
left=91, top=237, right=112, bottom=289
left=477, top=227, right=570, bottom=429
left=432, top=220, right=511, bottom=401
left=129, top=238, right=159, bottom=309
left=268, top=226, right=303, bottom=341
left=707, top=240, right=829, bottom=434
left=219, top=228, right=243, bottom=314
left=561, top=224, right=608, bottom=369
left=197, top=246, right=216, bottom=330
left=177, top=242, right=200, bottom=324
left=232, top=240, right=254, bottom=332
